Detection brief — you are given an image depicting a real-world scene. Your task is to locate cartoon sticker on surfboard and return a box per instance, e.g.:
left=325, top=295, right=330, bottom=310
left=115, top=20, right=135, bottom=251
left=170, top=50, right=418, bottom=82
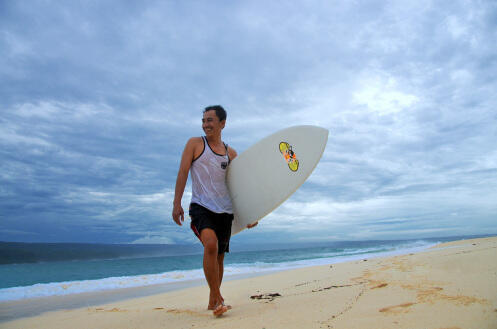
left=279, top=142, right=299, bottom=172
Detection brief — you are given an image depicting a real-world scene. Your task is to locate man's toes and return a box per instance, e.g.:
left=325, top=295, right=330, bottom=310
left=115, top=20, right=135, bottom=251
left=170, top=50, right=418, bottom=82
left=213, top=304, right=229, bottom=317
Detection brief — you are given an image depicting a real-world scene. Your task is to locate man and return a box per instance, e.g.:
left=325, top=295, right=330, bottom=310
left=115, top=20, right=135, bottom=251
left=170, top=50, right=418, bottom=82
left=172, top=105, right=257, bottom=317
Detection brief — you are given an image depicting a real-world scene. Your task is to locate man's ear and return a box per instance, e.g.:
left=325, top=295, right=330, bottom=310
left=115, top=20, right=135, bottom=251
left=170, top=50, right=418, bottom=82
left=220, top=120, right=226, bottom=129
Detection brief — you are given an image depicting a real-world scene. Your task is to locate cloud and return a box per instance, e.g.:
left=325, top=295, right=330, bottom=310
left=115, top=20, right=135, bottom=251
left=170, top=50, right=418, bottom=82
left=131, top=235, right=175, bottom=245
left=353, top=73, right=419, bottom=115
left=1, top=0, right=496, bottom=244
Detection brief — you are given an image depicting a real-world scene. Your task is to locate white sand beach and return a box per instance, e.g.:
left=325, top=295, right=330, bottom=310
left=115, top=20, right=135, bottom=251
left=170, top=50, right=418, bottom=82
left=2, top=237, right=496, bottom=329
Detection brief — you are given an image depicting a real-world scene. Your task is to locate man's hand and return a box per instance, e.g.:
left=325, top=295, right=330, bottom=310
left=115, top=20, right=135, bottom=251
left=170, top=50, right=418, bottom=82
left=247, top=221, right=258, bottom=229
left=172, top=203, right=184, bottom=226
left=172, top=138, right=200, bottom=227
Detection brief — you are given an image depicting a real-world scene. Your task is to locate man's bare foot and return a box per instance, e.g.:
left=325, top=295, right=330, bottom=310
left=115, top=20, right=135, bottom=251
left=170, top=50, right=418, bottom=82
left=213, top=303, right=230, bottom=317
left=208, top=296, right=224, bottom=310
left=208, top=302, right=231, bottom=311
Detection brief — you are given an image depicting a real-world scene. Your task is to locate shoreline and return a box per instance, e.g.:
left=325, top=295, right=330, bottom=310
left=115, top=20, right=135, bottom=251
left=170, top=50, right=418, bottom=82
left=2, top=236, right=496, bottom=328
left=0, top=241, right=440, bottom=321
left=0, top=270, right=285, bottom=323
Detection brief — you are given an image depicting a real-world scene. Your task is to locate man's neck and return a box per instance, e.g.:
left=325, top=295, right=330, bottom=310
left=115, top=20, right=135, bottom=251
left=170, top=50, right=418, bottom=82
left=205, top=134, right=222, bottom=145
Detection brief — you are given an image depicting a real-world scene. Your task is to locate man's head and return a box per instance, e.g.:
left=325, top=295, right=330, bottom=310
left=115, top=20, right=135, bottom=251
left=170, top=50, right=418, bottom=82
left=203, top=105, right=227, bottom=122
left=202, top=105, right=227, bottom=137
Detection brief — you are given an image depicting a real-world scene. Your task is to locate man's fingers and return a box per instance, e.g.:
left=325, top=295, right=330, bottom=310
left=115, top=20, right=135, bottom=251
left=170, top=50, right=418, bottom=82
left=246, top=221, right=258, bottom=229
left=172, top=206, right=185, bottom=226
left=173, top=215, right=182, bottom=226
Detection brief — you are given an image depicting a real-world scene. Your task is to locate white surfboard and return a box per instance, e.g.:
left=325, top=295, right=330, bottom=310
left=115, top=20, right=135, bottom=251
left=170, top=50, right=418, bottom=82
left=227, top=125, right=328, bottom=235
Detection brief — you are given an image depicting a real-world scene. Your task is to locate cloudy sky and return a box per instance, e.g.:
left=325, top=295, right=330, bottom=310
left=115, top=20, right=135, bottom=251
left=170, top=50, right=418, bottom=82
left=1, top=0, right=496, bottom=245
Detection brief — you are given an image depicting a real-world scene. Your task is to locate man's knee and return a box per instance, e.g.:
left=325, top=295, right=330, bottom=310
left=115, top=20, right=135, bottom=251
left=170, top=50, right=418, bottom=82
left=204, top=239, right=218, bottom=254
left=201, top=229, right=218, bottom=254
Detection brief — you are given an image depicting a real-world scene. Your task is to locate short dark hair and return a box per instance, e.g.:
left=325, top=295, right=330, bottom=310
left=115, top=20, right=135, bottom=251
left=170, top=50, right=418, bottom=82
left=204, top=105, right=227, bottom=122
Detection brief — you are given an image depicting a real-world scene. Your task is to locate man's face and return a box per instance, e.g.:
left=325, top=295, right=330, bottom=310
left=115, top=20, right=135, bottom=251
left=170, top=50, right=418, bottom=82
left=202, top=110, right=225, bottom=137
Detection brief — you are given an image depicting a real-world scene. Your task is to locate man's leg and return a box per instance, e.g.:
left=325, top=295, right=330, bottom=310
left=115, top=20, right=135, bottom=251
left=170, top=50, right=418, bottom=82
left=217, top=253, right=225, bottom=286
left=200, top=228, right=228, bottom=315
left=207, top=253, right=226, bottom=309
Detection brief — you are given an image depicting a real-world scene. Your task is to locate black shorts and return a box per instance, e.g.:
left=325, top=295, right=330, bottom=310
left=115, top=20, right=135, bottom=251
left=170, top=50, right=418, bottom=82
left=189, top=203, right=234, bottom=254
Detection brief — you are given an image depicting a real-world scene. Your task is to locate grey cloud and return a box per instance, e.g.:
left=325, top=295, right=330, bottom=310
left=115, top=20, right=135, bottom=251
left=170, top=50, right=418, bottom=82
left=1, top=0, right=496, bottom=243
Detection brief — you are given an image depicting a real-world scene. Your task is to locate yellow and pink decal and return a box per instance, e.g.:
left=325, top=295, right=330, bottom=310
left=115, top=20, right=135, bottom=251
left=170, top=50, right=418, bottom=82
left=279, top=142, right=299, bottom=172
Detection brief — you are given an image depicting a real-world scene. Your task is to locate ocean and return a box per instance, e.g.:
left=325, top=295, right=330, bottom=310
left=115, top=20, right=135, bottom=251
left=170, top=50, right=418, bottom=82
left=0, top=235, right=482, bottom=304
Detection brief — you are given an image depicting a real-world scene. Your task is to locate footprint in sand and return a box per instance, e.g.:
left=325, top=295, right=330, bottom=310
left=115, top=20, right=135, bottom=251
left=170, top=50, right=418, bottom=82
left=371, top=283, right=388, bottom=289
left=166, top=309, right=209, bottom=317
left=312, top=284, right=353, bottom=292
left=94, top=308, right=126, bottom=313
left=379, top=303, right=416, bottom=314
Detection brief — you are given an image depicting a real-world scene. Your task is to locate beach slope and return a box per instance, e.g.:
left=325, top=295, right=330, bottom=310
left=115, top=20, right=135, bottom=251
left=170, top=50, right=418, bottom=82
left=2, top=237, right=496, bottom=329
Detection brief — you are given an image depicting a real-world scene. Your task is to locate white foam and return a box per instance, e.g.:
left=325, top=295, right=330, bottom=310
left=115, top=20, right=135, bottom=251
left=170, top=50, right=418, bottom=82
left=0, top=269, right=204, bottom=302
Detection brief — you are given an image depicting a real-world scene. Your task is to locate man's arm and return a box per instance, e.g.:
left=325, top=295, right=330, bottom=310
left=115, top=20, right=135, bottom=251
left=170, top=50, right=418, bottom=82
left=228, top=146, right=237, bottom=162
left=172, top=138, right=200, bottom=226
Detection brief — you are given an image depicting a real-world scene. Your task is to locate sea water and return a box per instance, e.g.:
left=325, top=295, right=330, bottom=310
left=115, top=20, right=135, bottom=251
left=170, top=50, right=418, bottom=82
left=0, top=236, right=479, bottom=302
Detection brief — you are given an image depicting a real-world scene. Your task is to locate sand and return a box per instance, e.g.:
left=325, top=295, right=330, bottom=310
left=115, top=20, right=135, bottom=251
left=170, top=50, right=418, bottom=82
left=2, top=237, right=496, bottom=329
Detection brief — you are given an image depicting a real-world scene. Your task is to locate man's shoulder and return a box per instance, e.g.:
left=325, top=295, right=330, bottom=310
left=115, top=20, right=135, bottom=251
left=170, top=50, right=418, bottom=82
left=184, top=137, right=204, bottom=152
left=187, top=136, right=203, bottom=144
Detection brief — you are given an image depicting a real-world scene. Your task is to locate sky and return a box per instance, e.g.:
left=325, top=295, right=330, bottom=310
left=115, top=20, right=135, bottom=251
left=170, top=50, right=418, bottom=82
left=1, top=0, right=496, bottom=245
